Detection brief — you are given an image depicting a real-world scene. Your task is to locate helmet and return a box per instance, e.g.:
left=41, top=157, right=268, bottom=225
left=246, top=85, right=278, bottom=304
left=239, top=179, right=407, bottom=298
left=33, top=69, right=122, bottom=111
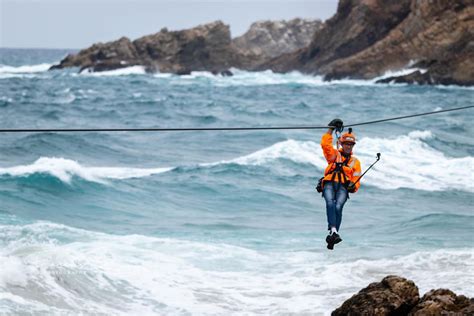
left=339, top=132, right=356, bottom=144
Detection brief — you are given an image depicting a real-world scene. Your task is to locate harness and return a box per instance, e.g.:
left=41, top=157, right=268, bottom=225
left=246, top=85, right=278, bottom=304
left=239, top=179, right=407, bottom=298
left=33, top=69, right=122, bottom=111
left=328, top=153, right=351, bottom=186
left=329, top=128, right=351, bottom=186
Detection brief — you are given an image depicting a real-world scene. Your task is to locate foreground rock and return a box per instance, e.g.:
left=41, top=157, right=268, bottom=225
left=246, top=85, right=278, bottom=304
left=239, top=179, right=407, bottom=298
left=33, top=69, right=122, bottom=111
left=50, top=19, right=321, bottom=74
left=332, top=276, right=419, bottom=315
left=410, top=289, right=474, bottom=315
left=332, top=275, right=474, bottom=315
left=263, top=0, right=473, bottom=86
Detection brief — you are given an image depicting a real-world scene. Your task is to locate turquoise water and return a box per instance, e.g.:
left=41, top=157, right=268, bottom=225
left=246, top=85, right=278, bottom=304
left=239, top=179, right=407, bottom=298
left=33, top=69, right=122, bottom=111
left=1, top=48, right=473, bottom=315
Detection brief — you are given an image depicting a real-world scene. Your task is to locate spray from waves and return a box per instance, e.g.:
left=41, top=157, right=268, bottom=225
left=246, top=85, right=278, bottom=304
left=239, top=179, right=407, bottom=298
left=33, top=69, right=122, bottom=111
left=1, top=131, right=471, bottom=192
left=0, top=63, right=52, bottom=79
left=0, top=157, right=172, bottom=184
left=374, top=64, right=426, bottom=82
left=152, top=68, right=474, bottom=90
left=79, top=65, right=146, bottom=77
left=0, top=63, right=52, bottom=74
left=0, top=220, right=472, bottom=315
left=163, top=69, right=373, bottom=87
left=354, top=130, right=473, bottom=192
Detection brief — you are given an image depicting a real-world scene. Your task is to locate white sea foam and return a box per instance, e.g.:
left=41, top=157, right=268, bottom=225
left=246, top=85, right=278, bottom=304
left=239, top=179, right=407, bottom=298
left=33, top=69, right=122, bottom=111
left=374, top=61, right=428, bottom=82
left=178, top=69, right=329, bottom=87
left=0, top=63, right=53, bottom=79
left=80, top=65, right=146, bottom=76
left=157, top=68, right=474, bottom=90
left=0, top=63, right=52, bottom=74
left=0, top=221, right=472, bottom=315
left=0, top=157, right=172, bottom=183
left=376, top=67, right=427, bottom=80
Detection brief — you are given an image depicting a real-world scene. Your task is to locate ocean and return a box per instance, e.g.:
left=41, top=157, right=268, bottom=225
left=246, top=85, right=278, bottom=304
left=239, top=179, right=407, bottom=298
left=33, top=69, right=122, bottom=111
left=1, top=48, right=473, bottom=315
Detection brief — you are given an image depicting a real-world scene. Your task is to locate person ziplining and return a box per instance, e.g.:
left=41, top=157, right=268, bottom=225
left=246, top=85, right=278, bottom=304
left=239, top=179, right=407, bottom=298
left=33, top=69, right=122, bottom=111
left=317, top=119, right=381, bottom=250
left=317, top=119, right=360, bottom=249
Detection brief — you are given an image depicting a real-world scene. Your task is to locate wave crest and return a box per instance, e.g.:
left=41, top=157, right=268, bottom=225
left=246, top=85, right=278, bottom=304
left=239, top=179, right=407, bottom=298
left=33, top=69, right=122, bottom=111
left=1, top=131, right=471, bottom=192
left=80, top=66, right=146, bottom=76
left=0, top=157, right=172, bottom=183
left=208, top=130, right=472, bottom=192
left=0, top=63, right=52, bottom=74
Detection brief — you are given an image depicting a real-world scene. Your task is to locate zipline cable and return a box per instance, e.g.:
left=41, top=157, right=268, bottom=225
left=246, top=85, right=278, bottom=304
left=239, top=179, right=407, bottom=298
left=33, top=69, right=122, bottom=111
left=0, top=105, right=472, bottom=133
left=346, top=105, right=474, bottom=128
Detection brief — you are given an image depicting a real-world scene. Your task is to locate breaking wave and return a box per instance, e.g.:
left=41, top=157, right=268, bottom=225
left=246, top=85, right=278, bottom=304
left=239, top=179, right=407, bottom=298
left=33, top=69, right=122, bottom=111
left=0, top=157, right=172, bottom=183
left=0, top=63, right=52, bottom=74
left=0, top=131, right=471, bottom=192
left=79, top=66, right=146, bottom=76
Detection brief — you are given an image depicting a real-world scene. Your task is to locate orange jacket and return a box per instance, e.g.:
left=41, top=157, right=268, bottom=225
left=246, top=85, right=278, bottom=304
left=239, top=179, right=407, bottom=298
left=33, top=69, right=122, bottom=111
left=320, top=133, right=362, bottom=192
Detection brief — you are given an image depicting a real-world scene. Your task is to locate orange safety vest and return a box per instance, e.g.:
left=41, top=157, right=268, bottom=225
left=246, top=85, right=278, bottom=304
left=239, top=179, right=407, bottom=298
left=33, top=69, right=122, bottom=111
left=320, top=133, right=362, bottom=192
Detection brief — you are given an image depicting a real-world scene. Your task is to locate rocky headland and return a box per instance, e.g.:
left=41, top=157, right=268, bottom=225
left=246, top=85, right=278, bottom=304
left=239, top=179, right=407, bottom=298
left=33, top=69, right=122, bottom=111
left=50, top=19, right=321, bottom=75
left=50, top=0, right=473, bottom=86
left=332, top=275, right=473, bottom=315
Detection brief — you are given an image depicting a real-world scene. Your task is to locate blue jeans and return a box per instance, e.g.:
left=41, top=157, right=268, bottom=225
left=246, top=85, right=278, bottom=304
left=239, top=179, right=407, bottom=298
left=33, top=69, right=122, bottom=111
left=323, top=181, right=348, bottom=231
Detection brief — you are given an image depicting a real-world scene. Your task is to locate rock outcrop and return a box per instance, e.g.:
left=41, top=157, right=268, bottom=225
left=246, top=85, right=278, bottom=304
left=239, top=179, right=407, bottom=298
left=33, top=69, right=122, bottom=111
left=409, top=289, right=474, bottom=315
left=133, top=21, right=238, bottom=74
left=231, top=18, right=322, bottom=68
left=50, top=19, right=321, bottom=74
left=51, top=21, right=239, bottom=74
left=263, top=0, right=473, bottom=86
left=49, top=37, right=142, bottom=72
left=332, top=275, right=474, bottom=316
left=332, top=276, right=419, bottom=316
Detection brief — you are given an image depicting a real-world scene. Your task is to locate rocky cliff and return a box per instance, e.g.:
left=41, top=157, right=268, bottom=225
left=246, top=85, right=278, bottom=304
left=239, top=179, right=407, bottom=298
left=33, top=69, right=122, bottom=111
left=332, top=275, right=474, bottom=315
left=263, top=0, right=473, bottom=86
left=50, top=19, right=321, bottom=74
left=50, top=1, right=473, bottom=86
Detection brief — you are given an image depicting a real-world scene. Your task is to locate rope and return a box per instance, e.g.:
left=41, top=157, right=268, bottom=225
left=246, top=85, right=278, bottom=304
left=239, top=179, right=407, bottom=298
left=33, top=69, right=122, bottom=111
left=0, top=105, right=472, bottom=133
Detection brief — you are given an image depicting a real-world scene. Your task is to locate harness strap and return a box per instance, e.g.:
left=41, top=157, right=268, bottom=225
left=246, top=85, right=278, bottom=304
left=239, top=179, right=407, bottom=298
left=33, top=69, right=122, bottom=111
left=327, top=153, right=351, bottom=185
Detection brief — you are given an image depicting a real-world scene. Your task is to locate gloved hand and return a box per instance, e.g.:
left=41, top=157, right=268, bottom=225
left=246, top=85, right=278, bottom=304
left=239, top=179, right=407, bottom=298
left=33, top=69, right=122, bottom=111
left=347, top=182, right=356, bottom=193
left=328, top=118, right=343, bottom=130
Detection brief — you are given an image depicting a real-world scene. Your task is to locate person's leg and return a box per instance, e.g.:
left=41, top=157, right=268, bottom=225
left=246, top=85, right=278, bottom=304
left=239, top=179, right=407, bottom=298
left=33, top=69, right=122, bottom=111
left=334, top=182, right=348, bottom=231
left=323, top=182, right=336, bottom=231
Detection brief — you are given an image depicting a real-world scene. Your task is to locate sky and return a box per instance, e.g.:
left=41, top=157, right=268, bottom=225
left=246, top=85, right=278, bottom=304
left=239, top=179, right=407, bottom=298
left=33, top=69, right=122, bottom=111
left=0, top=0, right=338, bottom=49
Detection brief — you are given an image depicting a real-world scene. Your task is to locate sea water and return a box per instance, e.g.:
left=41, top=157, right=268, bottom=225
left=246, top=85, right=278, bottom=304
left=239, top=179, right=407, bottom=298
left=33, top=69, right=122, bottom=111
left=0, top=48, right=473, bottom=315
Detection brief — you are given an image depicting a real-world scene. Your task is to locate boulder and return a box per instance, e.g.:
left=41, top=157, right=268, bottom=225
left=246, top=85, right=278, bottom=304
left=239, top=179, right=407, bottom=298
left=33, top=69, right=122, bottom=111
left=409, top=289, right=474, bottom=315
left=332, top=275, right=419, bottom=316
left=376, top=70, right=432, bottom=85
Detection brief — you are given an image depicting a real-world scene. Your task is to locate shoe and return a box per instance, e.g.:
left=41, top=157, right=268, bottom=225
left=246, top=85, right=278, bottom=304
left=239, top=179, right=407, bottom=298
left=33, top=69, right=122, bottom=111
left=326, top=233, right=334, bottom=250
left=326, top=232, right=342, bottom=250
left=332, top=233, right=342, bottom=245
